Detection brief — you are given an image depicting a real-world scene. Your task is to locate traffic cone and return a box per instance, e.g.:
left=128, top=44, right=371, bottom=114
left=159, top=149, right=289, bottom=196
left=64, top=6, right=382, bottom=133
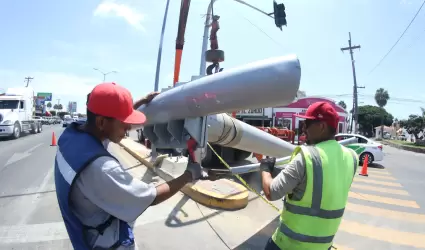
left=359, top=154, right=368, bottom=177
left=51, top=132, right=57, bottom=146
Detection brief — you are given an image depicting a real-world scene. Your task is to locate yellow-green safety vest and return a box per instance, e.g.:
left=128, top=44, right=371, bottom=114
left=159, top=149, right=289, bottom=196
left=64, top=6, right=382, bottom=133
left=272, top=140, right=358, bottom=250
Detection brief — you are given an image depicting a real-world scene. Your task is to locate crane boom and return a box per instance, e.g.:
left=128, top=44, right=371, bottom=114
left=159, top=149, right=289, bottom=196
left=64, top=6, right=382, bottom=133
left=173, top=0, right=191, bottom=85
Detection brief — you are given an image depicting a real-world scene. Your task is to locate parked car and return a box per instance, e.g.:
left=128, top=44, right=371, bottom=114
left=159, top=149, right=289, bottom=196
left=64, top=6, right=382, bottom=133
left=52, top=116, right=62, bottom=124
left=335, top=133, right=384, bottom=165
left=41, top=117, right=50, bottom=125
left=62, top=117, right=74, bottom=127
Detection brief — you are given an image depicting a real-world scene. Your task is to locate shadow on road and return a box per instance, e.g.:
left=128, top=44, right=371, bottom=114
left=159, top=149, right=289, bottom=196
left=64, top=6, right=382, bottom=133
left=233, top=216, right=279, bottom=250
left=164, top=194, right=260, bottom=228
left=369, top=163, right=385, bottom=169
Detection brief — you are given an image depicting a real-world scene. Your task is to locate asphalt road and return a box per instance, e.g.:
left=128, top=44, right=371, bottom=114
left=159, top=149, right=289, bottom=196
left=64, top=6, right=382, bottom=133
left=0, top=129, right=424, bottom=250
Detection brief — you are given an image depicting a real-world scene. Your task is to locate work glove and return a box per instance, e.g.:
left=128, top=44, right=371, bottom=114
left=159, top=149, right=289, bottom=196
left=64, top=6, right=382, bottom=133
left=260, top=157, right=276, bottom=173
left=185, top=162, right=204, bottom=181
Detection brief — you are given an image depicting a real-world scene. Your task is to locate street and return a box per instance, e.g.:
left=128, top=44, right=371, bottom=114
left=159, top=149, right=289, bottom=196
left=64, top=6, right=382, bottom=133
left=0, top=129, right=424, bottom=249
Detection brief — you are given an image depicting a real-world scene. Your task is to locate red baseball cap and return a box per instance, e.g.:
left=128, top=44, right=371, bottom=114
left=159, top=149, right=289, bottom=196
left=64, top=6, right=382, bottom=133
left=295, top=102, right=339, bottom=129
left=87, top=82, right=146, bottom=124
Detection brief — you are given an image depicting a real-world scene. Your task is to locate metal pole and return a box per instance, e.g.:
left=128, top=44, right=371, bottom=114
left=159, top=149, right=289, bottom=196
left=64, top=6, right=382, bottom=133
left=199, top=0, right=216, bottom=76
left=154, top=0, right=171, bottom=91
left=341, top=32, right=361, bottom=133
left=199, top=0, right=273, bottom=76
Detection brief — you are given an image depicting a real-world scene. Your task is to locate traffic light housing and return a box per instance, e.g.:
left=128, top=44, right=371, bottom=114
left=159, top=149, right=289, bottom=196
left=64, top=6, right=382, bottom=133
left=273, top=1, right=287, bottom=30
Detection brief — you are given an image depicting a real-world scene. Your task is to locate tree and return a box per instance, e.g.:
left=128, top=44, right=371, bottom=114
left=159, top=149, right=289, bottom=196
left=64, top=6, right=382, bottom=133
left=53, top=104, right=59, bottom=110
left=50, top=110, right=57, bottom=116
left=46, top=102, right=52, bottom=109
left=399, top=114, right=424, bottom=139
left=375, top=88, right=390, bottom=138
left=58, top=104, right=63, bottom=111
left=337, top=100, right=347, bottom=110
left=357, top=105, right=393, bottom=137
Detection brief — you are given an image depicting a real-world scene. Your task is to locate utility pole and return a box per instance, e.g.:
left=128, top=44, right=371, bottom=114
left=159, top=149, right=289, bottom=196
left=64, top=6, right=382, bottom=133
left=24, top=76, right=34, bottom=87
left=341, top=32, right=364, bottom=133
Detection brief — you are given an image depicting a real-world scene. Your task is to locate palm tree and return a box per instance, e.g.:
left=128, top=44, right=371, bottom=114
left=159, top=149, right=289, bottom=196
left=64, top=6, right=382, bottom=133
left=374, top=88, right=390, bottom=138
left=337, top=100, right=347, bottom=110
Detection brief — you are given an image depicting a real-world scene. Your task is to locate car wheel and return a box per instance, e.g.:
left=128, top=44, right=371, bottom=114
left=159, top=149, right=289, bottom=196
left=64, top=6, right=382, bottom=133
left=359, top=152, right=373, bottom=165
left=12, top=123, right=21, bottom=139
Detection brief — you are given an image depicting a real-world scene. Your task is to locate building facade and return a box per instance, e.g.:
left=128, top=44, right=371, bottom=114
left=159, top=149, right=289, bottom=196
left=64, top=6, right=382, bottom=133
left=236, top=95, right=349, bottom=134
left=67, top=101, right=77, bottom=113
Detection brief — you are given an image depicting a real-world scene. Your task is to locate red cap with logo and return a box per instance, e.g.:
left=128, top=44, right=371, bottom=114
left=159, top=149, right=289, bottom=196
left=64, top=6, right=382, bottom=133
left=295, top=101, right=339, bottom=129
left=87, top=82, right=146, bottom=124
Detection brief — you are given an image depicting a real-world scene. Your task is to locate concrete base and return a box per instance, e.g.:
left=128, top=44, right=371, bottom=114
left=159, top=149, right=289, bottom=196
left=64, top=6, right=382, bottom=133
left=119, top=139, right=249, bottom=210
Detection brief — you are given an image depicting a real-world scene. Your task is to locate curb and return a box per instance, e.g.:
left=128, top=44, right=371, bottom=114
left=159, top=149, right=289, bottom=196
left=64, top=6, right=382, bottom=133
left=118, top=142, right=249, bottom=210
left=382, top=140, right=425, bottom=154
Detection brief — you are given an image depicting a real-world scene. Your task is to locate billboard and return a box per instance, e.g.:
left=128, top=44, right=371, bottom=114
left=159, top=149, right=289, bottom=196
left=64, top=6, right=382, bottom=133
left=35, top=92, right=52, bottom=114
left=68, top=101, right=77, bottom=113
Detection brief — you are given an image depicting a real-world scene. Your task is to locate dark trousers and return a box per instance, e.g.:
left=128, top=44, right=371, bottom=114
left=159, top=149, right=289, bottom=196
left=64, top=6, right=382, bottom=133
left=264, top=237, right=334, bottom=250
left=264, top=238, right=281, bottom=250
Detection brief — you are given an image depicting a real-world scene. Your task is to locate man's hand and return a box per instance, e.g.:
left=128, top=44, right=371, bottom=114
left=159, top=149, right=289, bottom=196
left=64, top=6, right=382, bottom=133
left=133, top=91, right=160, bottom=109
left=143, top=92, right=160, bottom=104
left=185, top=162, right=204, bottom=181
left=260, top=157, right=276, bottom=173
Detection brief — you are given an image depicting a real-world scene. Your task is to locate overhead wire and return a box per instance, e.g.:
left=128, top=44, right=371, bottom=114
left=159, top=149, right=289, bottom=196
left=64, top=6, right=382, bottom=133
left=367, top=0, right=425, bottom=75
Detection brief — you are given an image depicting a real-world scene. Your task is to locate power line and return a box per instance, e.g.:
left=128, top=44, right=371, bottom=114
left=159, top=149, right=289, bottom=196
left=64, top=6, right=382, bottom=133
left=239, top=15, right=284, bottom=48
left=368, top=0, right=425, bottom=75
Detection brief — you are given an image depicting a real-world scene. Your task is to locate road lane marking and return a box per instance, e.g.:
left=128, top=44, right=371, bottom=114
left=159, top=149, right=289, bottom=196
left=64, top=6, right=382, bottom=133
left=345, top=203, right=425, bottom=223
left=5, top=143, right=44, bottom=167
left=367, top=175, right=396, bottom=181
left=354, top=178, right=402, bottom=187
left=356, top=168, right=390, bottom=175
left=17, top=167, right=54, bottom=225
left=0, top=207, right=176, bottom=244
left=340, top=219, right=425, bottom=248
left=349, top=192, right=420, bottom=208
left=350, top=183, right=410, bottom=196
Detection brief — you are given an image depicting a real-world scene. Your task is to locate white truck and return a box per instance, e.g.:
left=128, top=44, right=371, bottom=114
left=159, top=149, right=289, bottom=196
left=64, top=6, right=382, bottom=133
left=0, top=87, right=43, bottom=139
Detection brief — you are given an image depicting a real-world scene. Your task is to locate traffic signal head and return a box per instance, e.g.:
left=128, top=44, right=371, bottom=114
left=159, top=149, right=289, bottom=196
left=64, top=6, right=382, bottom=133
left=273, top=1, right=287, bottom=30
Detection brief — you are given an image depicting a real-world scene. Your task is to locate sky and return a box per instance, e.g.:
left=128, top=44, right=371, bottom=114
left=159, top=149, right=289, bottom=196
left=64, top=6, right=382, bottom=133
left=0, top=0, right=424, bottom=118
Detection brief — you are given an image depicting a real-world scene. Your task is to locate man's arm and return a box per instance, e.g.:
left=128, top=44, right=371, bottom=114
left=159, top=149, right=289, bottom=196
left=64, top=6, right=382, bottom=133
left=76, top=156, right=193, bottom=223
left=262, top=153, right=306, bottom=201
left=151, top=171, right=192, bottom=205
left=133, top=92, right=160, bottom=109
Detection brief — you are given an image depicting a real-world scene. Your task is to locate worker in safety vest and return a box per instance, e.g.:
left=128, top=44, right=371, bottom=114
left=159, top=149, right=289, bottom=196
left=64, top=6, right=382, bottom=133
left=55, top=82, right=204, bottom=250
left=261, top=101, right=358, bottom=250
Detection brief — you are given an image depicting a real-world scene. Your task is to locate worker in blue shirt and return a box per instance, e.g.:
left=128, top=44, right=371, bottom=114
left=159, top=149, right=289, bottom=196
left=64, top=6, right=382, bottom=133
left=55, top=82, right=204, bottom=250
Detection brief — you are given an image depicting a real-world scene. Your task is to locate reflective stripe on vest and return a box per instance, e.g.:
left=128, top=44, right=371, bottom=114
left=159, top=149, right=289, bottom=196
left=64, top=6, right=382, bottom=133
left=56, top=149, right=77, bottom=185
left=283, top=146, right=357, bottom=219
left=276, top=144, right=358, bottom=245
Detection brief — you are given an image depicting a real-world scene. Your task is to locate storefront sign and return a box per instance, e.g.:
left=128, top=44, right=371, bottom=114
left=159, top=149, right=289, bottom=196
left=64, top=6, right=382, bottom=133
left=237, top=108, right=264, bottom=115
left=275, top=112, right=293, bottom=118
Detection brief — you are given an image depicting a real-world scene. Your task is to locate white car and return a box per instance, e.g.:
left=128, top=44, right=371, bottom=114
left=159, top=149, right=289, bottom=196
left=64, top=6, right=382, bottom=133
left=335, top=133, right=384, bottom=165
left=62, top=117, right=74, bottom=127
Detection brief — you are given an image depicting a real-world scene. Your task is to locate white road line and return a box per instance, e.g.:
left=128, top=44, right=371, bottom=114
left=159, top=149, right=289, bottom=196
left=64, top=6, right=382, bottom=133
left=0, top=202, right=177, bottom=244
left=17, top=167, right=54, bottom=225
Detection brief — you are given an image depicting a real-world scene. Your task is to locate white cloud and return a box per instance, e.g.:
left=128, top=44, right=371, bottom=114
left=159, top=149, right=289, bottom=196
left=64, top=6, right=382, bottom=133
left=93, top=2, right=145, bottom=31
